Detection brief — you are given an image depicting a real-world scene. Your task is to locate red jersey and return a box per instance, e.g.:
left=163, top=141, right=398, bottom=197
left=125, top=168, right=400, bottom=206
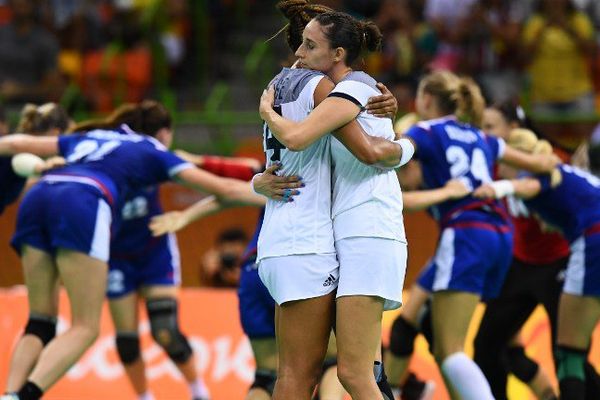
left=505, top=196, right=570, bottom=265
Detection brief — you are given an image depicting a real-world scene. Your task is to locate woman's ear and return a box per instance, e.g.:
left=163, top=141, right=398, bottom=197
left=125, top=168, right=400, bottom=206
left=334, top=47, right=345, bottom=63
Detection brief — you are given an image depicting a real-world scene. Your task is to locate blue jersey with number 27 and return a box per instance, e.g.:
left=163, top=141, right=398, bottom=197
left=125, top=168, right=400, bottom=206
left=54, top=127, right=192, bottom=209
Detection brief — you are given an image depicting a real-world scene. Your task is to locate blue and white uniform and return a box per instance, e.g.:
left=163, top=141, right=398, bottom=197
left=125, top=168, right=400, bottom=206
left=407, top=116, right=513, bottom=300
left=328, top=72, right=407, bottom=310
left=238, top=210, right=276, bottom=338
left=11, top=127, right=192, bottom=262
left=258, top=68, right=338, bottom=305
left=0, top=156, right=26, bottom=215
left=524, top=164, right=600, bottom=296
left=106, top=186, right=181, bottom=298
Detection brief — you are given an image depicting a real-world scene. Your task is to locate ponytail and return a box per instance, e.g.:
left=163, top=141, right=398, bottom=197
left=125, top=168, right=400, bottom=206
left=70, top=100, right=171, bottom=138
left=276, top=0, right=333, bottom=51
left=359, top=20, right=382, bottom=52
left=455, top=77, right=485, bottom=127
left=16, top=103, right=69, bottom=135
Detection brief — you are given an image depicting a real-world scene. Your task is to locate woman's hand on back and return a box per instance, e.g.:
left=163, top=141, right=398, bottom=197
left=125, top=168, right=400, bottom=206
left=365, top=82, right=398, bottom=119
left=252, top=163, right=303, bottom=202
left=259, top=87, right=276, bottom=120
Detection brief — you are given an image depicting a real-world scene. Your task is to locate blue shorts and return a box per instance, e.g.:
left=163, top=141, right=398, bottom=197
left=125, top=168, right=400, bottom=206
left=238, top=257, right=275, bottom=339
left=564, top=228, right=600, bottom=297
left=107, top=233, right=180, bottom=298
left=418, top=223, right=513, bottom=301
left=11, top=181, right=112, bottom=262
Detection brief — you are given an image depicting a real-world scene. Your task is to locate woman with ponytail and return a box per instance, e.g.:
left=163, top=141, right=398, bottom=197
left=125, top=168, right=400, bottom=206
left=473, top=106, right=572, bottom=400
left=393, top=70, right=559, bottom=400
left=257, top=6, right=412, bottom=400
left=0, top=100, right=298, bottom=400
left=0, top=103, right=69, bottom=216
left=474, top=136, right=600, bottom=400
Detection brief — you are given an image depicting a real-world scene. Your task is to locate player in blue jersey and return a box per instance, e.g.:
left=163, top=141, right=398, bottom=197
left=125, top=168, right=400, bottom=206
left=0, top=103, right=69, bottom=216
left=396, top=70, right=559, bottom=400
left=2, top=102, right=70, bottom=395
left=0, top=110, right=300, bottom=400
left=63, top=102, right=209, bottom=400
left=474, top=138, right=600, bottom=400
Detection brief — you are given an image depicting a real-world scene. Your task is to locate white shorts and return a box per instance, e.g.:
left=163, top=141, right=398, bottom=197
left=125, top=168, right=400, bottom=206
left=335, top=237, right=407, bottom=310
left=258, top=253, right=339, bottom=305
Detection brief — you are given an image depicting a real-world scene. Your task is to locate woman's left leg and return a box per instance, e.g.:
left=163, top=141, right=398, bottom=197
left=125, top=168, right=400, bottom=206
left=5, top=246, right=59, bottom=392
left=26, top=249, right=107, bottom=391
left=143, top=285, right=210, bottom=400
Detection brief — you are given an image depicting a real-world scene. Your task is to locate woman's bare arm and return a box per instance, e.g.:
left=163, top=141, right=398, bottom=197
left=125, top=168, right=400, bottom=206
left=0, top=134, right=59, bottom=157
left=175, top=166, right=300, bottom=206
left=403, top=179, right=471, bottom=212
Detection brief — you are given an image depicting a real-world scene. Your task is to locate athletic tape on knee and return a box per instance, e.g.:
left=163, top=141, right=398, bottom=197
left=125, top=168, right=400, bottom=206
left=506, top=345, right=538, bottom=383
left=146, top=298, right=193, bottom=363
left=24, top=314, right=57, bottom=346
left=556, top=346, right=586, bottom=381
left=251, top=369, right=277, bottom=396
left=115, top=332, right=141, bottom=364
left=389, top=316, right=418, bottom=356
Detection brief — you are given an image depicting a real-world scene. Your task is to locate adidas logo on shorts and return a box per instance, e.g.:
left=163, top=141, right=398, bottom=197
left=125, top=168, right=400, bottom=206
left=322, top=274, right=338, bottom=287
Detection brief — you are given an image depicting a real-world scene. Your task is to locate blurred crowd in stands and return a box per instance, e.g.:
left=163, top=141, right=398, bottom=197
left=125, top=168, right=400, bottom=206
left=329, top=0, right=600, bottom=119
left=0, top=0, right=600, bottom=129
left=0, top=0, right=254, bottom=114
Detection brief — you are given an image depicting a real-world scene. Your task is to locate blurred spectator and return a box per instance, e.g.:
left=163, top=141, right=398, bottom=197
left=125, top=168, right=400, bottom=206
left=573, top=0, right=600, bottom=33
left=0, top=0, right=62, bottom=107
left=465, top=0, right=529, bottom=104
left=199, top=228, right=248, bottom=288
left=424, top=0, right=478, bottom=72
left=343, top=0, right=383, bottom=18
left=79, top=7, right=152, bottom=112
left=159, top=0, right=190, bottom=70
left=372, top=0, right=435, bottom=82
left=521, top=0, right=596, bottom=116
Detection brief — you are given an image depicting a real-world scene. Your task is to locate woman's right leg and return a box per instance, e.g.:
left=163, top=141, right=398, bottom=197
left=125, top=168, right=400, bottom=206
left=5, top=246, right=59, bottom=392
left=108, top=293, right=150, bottom=398
left=556, top=293, right=600, bottom=399
left=25, top=249, right=107, bottom=391
left=272, top=292, right=336, bottom=400
left=335, top=295, right=385, bottom=400
left=432, top=290, right=494, bottom=400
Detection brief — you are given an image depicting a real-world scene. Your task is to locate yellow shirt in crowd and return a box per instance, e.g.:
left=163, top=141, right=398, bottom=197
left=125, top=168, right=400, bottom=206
left=523, top=12, right=594, bottom=103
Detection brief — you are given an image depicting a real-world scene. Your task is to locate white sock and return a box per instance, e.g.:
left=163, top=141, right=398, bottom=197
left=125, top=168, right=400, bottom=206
left=138, top=391, right=155, bottom=400
left=440, top=352, right=494, bottom=400
left=189, top=378, right=210, bottom=399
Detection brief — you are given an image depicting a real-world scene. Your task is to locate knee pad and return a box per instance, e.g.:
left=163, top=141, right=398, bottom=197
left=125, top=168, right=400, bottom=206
left=115, top=332, right=141, bottom=364
left=146, top=298, right=193, bottom=363
left=389, top=316, right=418, bottom=357
left=506, top=345, right=539, bottom=383
left=556, top=345, right=586, bottom=381
left=24, top=314, right=57, bottom=346
left=250, top=368, right=277, bottom=396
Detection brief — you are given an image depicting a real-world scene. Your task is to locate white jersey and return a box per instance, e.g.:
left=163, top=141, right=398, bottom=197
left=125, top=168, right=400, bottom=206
left=257, top=68, right=335, bottom=261
left=329, top=71, right=406, bottom=242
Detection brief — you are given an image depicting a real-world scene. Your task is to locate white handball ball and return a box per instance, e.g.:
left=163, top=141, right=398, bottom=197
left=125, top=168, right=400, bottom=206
left=11, top=153, right=44, bottom=177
